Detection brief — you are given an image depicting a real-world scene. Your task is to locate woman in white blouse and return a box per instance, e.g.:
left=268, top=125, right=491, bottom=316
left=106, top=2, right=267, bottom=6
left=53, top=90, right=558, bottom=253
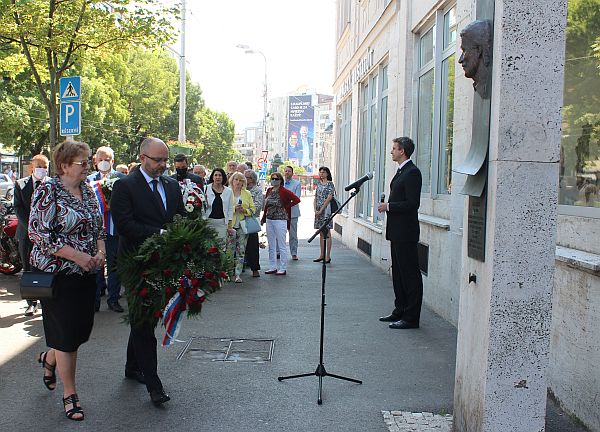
left=203, top=167, right=234, bottom=244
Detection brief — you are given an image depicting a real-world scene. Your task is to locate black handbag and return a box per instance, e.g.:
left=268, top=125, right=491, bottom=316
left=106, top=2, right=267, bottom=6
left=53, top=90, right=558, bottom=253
left=20, top=271, right=56, bottom=300
left=330, top=196, right=341, bottom=213
left=19, top=181, right=58, bottom=300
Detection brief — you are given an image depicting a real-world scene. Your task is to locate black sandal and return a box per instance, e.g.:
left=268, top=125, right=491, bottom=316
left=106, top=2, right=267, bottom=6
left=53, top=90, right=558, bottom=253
left=63, top=393, right=84, bottom=421
left=37, top=351, right=56, bottom=391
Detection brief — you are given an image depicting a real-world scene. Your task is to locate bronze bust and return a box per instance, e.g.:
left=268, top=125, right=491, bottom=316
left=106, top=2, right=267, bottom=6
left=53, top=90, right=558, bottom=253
left=459, top=20, right=493, bottom=99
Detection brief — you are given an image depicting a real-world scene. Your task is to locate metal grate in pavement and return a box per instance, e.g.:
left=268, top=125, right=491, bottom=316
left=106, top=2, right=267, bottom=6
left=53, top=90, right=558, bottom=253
left=177, top=336, right=274, bottom=363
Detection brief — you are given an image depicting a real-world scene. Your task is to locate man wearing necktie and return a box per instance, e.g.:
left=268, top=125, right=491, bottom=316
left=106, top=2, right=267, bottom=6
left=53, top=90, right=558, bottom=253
left=111, top=137, right=185, bottom=406
left=377, top=137, right=423, bottom=330
left=283, top=166, right=302, bottom=260
left=14, top=154, right=50, bottom=316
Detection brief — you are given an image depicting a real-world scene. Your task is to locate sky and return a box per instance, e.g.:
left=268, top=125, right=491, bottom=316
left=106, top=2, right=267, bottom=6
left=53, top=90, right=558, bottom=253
left=180, top=0, right=336, bottom=132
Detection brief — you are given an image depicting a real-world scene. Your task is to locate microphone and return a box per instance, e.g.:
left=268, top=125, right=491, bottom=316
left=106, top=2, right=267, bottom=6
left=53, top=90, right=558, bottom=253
left=344, top=172, right=374, bottom=191
left=380, top=193, right=385, bottom=203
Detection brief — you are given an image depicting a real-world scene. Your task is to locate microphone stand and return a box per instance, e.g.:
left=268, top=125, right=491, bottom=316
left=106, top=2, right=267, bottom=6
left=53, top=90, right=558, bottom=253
left=278, top=188, right=362, bottom=404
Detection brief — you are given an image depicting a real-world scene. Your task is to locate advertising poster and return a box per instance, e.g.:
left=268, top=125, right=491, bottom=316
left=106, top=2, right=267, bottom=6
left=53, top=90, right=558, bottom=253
left=287, top=95, right=314, bottom=174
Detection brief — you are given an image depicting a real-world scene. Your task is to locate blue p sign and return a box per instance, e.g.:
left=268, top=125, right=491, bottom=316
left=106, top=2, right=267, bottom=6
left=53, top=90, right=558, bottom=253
left=60, top=101, right=81, bottom=136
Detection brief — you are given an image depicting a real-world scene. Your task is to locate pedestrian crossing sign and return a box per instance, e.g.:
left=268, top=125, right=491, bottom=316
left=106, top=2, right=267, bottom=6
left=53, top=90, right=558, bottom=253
left=258, top=171, right=267, bottom=181
left=59, top=76, right=80, bottom=102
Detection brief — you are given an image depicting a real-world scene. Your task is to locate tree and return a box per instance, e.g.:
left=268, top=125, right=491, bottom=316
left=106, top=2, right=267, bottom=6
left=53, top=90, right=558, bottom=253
left=0, top=0, right=178, bottom=148
left=158, top=75, right=206, bottom=144
left=562, top=0, right=600, bottom=176
left=194, top=108, right=237, bottom=169
left=278, top=161, right=306, bottom=176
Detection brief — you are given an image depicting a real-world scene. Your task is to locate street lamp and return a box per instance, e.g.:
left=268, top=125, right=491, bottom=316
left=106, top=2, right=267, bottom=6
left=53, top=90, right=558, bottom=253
left=236, top=44, right=268, bottom=151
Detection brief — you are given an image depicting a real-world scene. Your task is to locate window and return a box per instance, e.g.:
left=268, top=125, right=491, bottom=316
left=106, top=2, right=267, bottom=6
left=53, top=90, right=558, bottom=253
left=336, top=97, right=352, bottom=212
left=414, top=6, right=457, bottom=196
left=558, top=0, right=600, bottom=216
left=337, top=0, right=352, bottom=38
left=356, top=64, right=389, bottom=224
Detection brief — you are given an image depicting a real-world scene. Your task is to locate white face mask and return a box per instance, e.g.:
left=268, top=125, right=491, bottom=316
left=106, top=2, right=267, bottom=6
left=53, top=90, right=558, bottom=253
left=97, top=160, right=111, bottom=172
left=33, top=168, right=48, bottom=179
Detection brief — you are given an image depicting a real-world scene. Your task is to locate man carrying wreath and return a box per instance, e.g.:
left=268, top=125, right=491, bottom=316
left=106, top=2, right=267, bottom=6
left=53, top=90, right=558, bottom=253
left=111, top=137, right=185, bottom=406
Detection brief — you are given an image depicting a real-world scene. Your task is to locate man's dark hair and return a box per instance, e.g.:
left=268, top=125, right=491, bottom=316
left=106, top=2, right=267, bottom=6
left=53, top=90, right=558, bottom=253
left=392, top=137, right=415, bottom=158
left=245, top=161, right=253, bottom=169
left=174, top=153, right=188, bottom=163
left=285, top=165, right=294, bottom=173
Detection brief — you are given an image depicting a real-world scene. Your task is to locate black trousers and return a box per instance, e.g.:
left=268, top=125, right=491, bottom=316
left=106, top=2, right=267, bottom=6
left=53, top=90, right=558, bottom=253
left=390, top=240, right=423, bottom=324
left=245, top=232, right=261, bottom=271
left=126, top=323, right=162, bottom=393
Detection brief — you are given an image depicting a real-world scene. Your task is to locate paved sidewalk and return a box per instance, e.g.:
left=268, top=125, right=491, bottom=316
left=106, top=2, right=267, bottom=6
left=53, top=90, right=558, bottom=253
left=0, top=198, right=588, bottom=431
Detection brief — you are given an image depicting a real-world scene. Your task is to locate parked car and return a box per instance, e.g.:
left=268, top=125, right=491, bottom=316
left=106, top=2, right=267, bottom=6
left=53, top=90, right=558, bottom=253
left=0, top=174, right=14, bottom=199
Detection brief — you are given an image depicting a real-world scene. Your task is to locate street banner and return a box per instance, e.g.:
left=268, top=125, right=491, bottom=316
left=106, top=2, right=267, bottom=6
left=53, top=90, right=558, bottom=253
left=287, top=95, right=314, bottom=174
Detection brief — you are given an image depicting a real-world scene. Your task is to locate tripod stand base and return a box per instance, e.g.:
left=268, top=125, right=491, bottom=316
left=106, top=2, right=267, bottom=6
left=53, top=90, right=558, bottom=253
left=278, top=363, right=362, bottom=404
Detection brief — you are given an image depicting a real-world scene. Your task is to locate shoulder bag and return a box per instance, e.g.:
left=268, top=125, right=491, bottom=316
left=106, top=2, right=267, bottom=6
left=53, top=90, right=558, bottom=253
left=240, top=215, right=261, bottom=234
left=20, top=182, right=58, bottom=300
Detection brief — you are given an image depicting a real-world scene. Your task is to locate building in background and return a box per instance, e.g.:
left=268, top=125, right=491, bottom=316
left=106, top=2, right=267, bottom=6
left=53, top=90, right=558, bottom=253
left=266, top=91, right=334, bottom=174
left=332, top=0, right=599, bottom=429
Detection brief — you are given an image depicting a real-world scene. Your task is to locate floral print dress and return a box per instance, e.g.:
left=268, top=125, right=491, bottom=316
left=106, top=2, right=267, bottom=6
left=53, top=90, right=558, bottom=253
left=29, top=177, right=106, bottom=274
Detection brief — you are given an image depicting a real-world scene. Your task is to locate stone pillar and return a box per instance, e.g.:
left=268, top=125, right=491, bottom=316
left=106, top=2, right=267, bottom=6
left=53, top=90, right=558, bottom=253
left=453, top=1, right=568, bottom=431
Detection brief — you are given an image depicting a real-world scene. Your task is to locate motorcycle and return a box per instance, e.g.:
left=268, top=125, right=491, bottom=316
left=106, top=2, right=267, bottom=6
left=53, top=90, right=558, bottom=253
left=0, top=198, right=22, bottom=275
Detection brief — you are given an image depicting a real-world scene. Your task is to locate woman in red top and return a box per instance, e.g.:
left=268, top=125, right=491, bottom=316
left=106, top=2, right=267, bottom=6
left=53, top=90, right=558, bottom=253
left=261, top=172, right=301, bottom=275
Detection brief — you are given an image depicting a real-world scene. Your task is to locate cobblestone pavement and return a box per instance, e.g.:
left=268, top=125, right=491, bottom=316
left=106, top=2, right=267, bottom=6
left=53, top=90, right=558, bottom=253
left=382, top=411, right=453, bottom=432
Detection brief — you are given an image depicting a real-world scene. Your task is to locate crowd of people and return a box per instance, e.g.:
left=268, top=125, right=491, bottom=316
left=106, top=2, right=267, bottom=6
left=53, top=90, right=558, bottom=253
left=13, top=137, right=339, bottom=420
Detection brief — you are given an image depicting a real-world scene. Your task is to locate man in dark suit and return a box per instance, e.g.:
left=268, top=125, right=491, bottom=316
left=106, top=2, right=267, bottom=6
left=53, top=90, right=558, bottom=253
left=111, top=137, right=185, bottom=406
left=171, top=153, right=204, bottom=188
left=87, top=146, right=125, bottom=313
left=14, top=154, right=50, bottom=316
left=377, top=137, right=423, bottom=329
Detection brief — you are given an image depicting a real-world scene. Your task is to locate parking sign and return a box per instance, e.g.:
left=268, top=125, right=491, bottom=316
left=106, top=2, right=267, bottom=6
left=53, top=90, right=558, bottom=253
left=60, top=101, right=81, bottom=136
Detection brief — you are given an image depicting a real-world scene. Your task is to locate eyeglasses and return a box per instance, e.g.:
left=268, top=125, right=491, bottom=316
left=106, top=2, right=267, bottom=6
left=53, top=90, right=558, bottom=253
left=72, top=160, right=91, bottom=168
left=143, top=154, right=169, bottom=163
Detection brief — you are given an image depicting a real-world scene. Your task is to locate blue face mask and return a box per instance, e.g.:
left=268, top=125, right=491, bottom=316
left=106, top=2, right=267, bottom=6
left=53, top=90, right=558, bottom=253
left=270, top=179, right=281, bottom=187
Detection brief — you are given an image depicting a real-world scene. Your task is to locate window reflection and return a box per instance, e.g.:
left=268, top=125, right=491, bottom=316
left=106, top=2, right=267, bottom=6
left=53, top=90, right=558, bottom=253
left=559, top=0, right=600, bottom=209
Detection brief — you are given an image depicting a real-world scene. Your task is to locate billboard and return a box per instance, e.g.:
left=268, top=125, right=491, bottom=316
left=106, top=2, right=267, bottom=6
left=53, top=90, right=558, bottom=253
left=287, top=95, right=314, bottom=174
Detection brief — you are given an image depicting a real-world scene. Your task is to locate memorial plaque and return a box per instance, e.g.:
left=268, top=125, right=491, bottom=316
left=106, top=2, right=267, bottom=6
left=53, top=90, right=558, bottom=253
left=467, top=193, right=487, bottom=261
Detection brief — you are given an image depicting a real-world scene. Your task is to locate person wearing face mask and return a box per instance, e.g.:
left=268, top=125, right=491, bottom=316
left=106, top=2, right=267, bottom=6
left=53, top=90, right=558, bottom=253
left=261, top=172, right=301, bottom=275
left=14, top=154, right=51, bottom=316
left=87, top=146, right=125, bottom=313
left=171, top=154, right=204, bottom=188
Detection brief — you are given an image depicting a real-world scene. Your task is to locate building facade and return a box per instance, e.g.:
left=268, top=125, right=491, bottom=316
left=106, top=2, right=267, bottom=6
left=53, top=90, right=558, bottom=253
left=333, top=0, right=599, bottom=429
left=266, top=92, right=335, bottom=174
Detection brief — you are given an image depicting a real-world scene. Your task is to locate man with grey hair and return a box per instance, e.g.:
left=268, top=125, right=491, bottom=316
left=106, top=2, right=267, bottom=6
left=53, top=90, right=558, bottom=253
left=283, top=165, right=301, bottom=260
left=111, top=137, right=185, bottom=406
left=193, top=164, right=206, bottom=179
left=88, top=146, right=125, bottom=313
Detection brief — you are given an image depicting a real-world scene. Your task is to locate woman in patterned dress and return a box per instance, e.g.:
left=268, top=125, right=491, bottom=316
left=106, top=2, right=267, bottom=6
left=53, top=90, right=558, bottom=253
left=29, top=140, right=106, bottom=421
left=313, top=166, right=336, bottom=264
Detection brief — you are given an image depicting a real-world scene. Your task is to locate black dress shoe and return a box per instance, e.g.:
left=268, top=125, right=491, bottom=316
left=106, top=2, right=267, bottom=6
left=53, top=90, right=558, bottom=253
left=149, top=388, right=170, bottom=405
left=124, top=368, right=146, bottom=384
left=389, top=320, right=419, bottom=329
left=108, top=301, right=124, bottom=313
left=379, top=314, right=401, bottom=322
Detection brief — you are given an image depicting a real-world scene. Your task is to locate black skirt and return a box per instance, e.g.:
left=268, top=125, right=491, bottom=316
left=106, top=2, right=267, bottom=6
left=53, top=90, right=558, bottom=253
left=40, top=272, right=97, bottom=352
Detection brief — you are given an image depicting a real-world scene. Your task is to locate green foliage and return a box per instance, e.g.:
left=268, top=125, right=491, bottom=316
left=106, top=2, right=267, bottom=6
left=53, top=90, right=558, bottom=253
left=194, top=108, right=238, bottom=169
left=0, top=0, right=178, bottom=147
left=278, top=160, right=306, bottom=176
left=116, top=215, right=234, bottom=328
left=562, top=0, right=600, bottom=174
